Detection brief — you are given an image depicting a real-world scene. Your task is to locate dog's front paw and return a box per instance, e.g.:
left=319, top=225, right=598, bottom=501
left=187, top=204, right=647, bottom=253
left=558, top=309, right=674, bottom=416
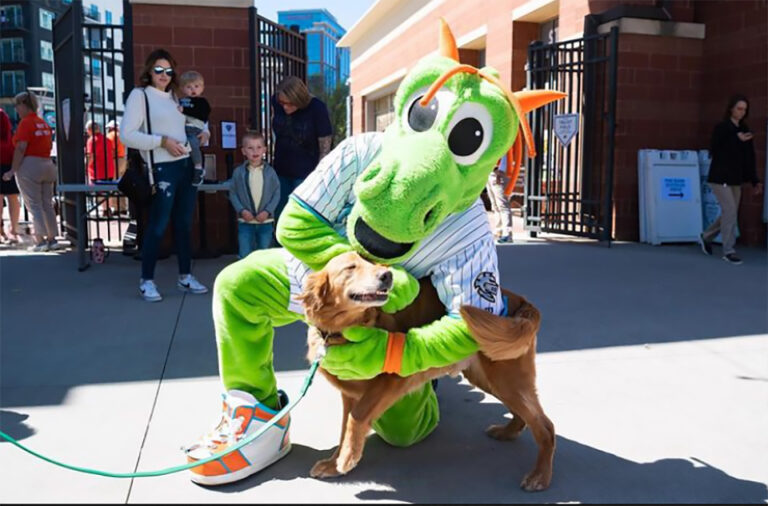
left=520, top=469, right=551, bottom=492
left=335, top=447, right=361, bottom=475
left=310, top=458, right=342, bottom=479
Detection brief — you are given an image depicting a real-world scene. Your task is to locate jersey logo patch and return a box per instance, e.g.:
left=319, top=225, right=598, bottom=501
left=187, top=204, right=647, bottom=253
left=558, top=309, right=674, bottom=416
left=474, top=272, right=499, bottom=303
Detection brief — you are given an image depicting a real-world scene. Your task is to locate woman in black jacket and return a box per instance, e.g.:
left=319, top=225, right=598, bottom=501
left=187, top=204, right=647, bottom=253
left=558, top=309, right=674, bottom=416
left=699, top=94, right=763, bottom=264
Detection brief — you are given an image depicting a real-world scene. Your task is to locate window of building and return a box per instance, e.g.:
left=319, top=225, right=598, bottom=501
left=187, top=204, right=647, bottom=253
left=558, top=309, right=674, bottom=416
left=106, top=61, right=114, bottom=77
left=372, top=93, right=396, bottom=132
left=40, top=40, right=53, bottom=62
left=107, top=89, right=115, bottom=104
left=42, top=71, right=55, bottom=91
left=1, top=5, right=24, bottom=29
left=92, top=86, right=102, bottom=103
left=105, top=10, right=112, bottom=24
left=2, top=70, right=26, bottom=97
left=539, top=18, right=558, bottom=44
left=89, top=5, right=100, bottom=22
left=39, top=8, right=55, bottom=30
left=0, top=38, right=24, bottom=64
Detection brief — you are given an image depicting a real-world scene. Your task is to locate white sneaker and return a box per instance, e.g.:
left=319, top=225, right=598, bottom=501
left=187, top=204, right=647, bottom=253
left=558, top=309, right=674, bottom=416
left=139, top=279, right=163, bottom=302
left=184, top=389, right=292, bottom=486
left=178, top=274, right=208, bottom=294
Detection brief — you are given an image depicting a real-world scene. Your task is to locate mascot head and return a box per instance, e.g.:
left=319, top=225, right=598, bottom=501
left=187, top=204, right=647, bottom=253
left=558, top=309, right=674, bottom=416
left=347, top=19, right=565, bottom=264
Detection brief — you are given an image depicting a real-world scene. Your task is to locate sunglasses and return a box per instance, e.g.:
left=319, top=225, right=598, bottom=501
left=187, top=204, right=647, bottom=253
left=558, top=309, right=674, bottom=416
left=152, top=66, right=174, bottom=76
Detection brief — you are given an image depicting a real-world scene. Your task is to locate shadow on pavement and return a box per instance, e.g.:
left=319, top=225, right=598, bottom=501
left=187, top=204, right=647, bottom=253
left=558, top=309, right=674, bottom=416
left=0, top=410, right=36, bottom=442
left=184, top=378, right=767, bottom=503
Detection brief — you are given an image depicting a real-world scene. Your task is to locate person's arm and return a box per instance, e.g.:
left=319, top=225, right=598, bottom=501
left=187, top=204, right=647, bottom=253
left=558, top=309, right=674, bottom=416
left=3, top=142, right=27, bottom=180
left=120, top=89, right=163, bottom=151
left=264, top=167, right=281, bottom=218
left=315, top=99, right=333, bottom=161
left=227, top=168, right=246, bottom=215
left=709, top=122, right=730, bottom=156
left=318, top=136, right=332, bottom=160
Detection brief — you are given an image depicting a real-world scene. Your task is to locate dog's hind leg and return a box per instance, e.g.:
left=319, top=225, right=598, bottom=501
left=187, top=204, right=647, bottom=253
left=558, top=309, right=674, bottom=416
left=461, top=357, right=527, bottom=440
left=310, top=393, right=355, bottom=479
left=480, top=356, right=555, bottom=492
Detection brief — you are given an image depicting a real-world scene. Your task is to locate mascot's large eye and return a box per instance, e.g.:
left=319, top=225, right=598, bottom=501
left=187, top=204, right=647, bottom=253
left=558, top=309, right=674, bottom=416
left=407, top=95, right=438, bottom=132
left=402, top=89, right=454, bottom=133
left=446, top=102, right=493, bottom=166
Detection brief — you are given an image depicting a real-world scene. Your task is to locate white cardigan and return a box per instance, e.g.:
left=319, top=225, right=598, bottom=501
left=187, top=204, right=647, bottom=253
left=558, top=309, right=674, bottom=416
left=120, top=85, right=190, bottom=165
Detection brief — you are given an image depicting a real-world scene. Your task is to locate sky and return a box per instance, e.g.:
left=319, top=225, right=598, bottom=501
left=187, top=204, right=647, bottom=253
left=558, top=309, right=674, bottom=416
left=254, top=0, right=377, bottom=32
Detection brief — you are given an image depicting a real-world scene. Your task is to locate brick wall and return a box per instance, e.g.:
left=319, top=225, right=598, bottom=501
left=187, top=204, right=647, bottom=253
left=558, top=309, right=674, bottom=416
left=612, top=34, right=705, bottom=241
left=132, top=3, right=252, bottom=254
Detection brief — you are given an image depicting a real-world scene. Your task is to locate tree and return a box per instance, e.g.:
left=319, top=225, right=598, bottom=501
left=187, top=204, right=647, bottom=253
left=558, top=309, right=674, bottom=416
left=308, top=74, right=349, bottom=148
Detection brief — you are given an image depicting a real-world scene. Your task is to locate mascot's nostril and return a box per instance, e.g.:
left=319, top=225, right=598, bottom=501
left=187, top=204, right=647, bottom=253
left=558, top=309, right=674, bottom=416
left=360, top=163, right=381, bottom=183
left=423, top=202, right=442, bottom=230
left=379, top=270, right=393, bottom=289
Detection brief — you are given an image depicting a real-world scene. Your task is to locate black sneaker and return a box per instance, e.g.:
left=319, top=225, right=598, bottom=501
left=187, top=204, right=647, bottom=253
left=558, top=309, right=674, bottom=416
left=722, top=253, right=743, bottom=265
left=698, top=234, right=713, bottom=256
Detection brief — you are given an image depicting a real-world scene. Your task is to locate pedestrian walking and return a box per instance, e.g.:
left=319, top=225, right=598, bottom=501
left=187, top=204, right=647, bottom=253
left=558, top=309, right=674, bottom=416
left=699, top=94, right=763, bottom=264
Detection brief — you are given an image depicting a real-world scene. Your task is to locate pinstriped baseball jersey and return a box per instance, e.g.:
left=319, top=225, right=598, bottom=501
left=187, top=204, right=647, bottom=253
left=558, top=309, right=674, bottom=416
left=283, top=132, right=503, bottom=317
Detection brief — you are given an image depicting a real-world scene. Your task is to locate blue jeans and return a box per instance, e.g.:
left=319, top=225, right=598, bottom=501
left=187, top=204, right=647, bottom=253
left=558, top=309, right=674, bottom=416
left=275, top=175, right=305, bottom=222
left=238, top=222, right=274, bottom=259
left=185, top=125, right=203, bottom=167
left=141, top=157, right=196, bottom=280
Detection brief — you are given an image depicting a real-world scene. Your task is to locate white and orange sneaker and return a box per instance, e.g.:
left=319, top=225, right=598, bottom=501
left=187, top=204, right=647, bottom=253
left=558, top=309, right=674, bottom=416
left=184, top=389, right=291, bottom=485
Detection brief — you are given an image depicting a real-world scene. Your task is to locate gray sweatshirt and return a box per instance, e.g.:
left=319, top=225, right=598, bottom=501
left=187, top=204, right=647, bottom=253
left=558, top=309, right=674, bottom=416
left=227, top=161, right=281, bottom=219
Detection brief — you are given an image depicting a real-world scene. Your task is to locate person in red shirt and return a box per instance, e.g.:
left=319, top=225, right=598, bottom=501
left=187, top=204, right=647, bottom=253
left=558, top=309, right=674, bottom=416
left=2, top=91, right=62, bottom=251
left=0, top=108, right=22, bottom=243
left=86, top=120, right=116, bottom=215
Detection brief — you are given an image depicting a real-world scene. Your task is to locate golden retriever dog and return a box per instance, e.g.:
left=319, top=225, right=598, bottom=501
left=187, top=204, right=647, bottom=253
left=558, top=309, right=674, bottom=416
left=298, top=251, right=555, bottom=491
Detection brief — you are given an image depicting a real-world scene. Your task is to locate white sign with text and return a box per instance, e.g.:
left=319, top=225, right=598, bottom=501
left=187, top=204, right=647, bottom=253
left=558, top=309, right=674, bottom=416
left=553, top=113, right=579, bottom=147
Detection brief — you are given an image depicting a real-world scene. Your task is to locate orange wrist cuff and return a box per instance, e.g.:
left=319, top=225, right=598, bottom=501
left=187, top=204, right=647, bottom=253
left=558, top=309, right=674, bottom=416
left=382, top=332, right=406, bottom=375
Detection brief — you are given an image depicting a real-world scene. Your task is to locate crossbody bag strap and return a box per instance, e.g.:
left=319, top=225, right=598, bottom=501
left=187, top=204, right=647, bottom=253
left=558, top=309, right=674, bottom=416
left=141, top=88, right=156, bottom=186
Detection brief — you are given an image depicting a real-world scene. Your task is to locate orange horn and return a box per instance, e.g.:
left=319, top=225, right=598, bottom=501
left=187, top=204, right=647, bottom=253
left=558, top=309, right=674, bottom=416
left=513, top=90, right=567, bottom=114
left=439, top=18, right=459, bottom=61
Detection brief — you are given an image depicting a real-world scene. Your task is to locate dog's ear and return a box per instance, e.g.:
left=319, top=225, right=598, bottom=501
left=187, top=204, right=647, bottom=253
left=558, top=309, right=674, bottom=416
left=298, top=270, right=330, bottom=316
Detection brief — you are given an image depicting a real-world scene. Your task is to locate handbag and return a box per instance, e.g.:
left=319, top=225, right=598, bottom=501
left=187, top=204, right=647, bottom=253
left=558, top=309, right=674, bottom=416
left=117, top=88, right=156, bottom=205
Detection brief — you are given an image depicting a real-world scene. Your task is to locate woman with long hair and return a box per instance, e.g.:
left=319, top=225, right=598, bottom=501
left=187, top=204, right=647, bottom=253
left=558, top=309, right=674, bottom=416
left=121, top=48, right=209, bottom=301
left=699, top=94, right=763, bottom=265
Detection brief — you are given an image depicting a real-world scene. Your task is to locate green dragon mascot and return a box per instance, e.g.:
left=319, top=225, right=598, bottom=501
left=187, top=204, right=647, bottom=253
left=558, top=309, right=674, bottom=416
left=184, top=20, right=564, bottom=486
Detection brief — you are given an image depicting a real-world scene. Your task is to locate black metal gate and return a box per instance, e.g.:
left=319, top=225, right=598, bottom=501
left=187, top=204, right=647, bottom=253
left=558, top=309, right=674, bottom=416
left=524, top=27, right=618, bottom=243
left=249, top=8, right=307, bottom=161
left=54, top=0, right=130, bottom=268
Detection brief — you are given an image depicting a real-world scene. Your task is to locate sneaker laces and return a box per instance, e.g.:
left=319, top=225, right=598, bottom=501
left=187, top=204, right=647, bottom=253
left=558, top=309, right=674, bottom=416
left=184, top=410, right=246, bottom=454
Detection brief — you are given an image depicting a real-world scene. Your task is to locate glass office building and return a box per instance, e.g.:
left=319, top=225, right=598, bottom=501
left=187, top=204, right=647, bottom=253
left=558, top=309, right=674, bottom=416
left=278, top=9, right=350, bottom=91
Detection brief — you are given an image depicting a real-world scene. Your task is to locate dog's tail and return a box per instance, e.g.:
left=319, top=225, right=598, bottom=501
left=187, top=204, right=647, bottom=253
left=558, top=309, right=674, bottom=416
left=460, top=295, right=540, bottom=361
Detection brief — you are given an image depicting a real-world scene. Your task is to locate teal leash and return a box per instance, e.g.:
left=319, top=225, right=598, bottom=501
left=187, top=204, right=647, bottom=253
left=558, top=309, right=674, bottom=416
left=0, top=358, right=322, bottom=478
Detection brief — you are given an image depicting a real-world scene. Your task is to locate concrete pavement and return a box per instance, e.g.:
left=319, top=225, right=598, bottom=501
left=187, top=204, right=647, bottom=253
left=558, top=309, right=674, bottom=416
left=1, top=235, right=767, bottom=503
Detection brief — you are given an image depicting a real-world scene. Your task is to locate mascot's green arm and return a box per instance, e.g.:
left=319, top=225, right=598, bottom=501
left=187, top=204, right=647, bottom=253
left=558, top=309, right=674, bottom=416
left=276, top=197, right=354, bottom=272
left=325, top=315, right=478, bottom=380
left=400, top=315, right=478, bottom=375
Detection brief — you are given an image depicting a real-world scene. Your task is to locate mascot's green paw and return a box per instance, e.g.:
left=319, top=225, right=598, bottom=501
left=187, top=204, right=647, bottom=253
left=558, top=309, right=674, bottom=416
left=381, top=265, right=420, bottom=313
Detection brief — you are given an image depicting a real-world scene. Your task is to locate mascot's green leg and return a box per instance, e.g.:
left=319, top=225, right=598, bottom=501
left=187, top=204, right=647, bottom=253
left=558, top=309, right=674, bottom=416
left=371, top=382, right=439, bottom=447
left=214, top=248, right=300, bottom=410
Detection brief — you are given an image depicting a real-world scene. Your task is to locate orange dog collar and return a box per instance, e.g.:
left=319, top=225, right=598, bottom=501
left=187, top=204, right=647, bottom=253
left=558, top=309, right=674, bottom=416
left=382, top=332, right=406, bottom=375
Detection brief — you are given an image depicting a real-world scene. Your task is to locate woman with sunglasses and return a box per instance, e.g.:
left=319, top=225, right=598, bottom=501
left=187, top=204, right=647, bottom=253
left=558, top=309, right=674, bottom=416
left=121, top=48, right=209, bottom=302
